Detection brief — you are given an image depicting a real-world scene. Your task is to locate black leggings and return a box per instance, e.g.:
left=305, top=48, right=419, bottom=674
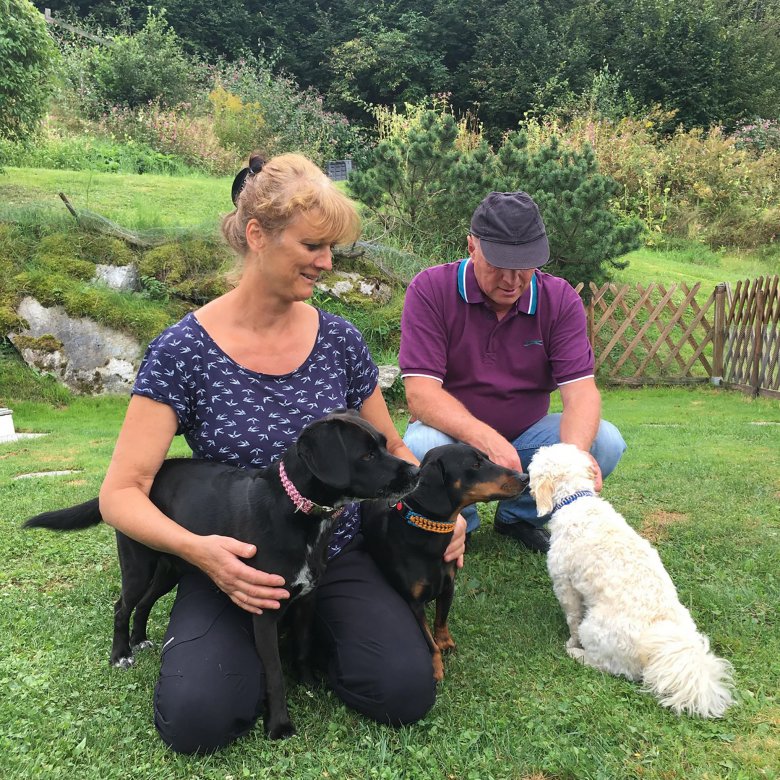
left=153, top=535, right=437, bottom=753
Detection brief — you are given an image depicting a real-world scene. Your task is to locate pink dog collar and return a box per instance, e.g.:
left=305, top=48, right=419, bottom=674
left=279, top=460, right=344, bottom=517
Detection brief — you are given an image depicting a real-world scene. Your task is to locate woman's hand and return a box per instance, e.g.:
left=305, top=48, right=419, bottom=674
left=190, top=535, right=290, bottom=614
left=443, top=514, right=467, bottom=569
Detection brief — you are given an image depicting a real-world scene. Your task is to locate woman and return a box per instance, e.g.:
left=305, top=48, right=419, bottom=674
left=98, top=152, right=466, bottom=753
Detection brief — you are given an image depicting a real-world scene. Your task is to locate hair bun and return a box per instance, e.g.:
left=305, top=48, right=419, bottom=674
left=231, top=154, right=266, bottom=206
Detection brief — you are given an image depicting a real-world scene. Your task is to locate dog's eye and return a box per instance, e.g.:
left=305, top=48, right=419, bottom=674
left=361, top=451, right=377, bottom=461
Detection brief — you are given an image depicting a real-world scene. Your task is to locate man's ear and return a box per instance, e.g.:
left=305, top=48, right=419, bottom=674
left=467, top=233, right=477, bottom=256
left=530, top=473, right=555, bottom=516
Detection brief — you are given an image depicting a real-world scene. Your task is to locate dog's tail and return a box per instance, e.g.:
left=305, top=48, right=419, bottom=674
left=23, top=498, right=103, bottom=531
left=638, top=620, right=734, bottom=718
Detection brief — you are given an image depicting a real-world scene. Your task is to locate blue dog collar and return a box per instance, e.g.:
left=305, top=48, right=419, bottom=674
left=394, top=501, right=456, bottom=534
left=552, top=490, right=596, bottom=513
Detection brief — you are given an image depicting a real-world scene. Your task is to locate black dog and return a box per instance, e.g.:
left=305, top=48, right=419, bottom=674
left=362, top=443, right=527, bottom=681
left=23, top=409, right=419, bottom=740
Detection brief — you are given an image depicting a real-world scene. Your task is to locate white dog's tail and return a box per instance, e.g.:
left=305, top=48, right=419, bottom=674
left=638, top=621, right=734, bottom=718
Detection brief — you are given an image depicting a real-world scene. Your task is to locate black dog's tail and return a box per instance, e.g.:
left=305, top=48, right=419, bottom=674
left=23, top=498, right=103, bottom=531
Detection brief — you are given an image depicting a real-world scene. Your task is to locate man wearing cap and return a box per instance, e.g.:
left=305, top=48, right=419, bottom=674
left=399, top=191, right=626, bottom=552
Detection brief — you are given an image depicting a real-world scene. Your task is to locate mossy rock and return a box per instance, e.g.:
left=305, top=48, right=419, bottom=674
left=138, top=239, right=233, bottom=303
left=36, top=232, right=135, bottom=266
left=11, top=333, right=63, bottom=353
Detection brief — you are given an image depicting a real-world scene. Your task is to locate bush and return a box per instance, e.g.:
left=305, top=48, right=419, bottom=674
left=214, top=53, right=367, bottom=167
left=88, top=11, right=200, bottom=114
left=97, top=102, right=237, bottom=175
left=521, top=109, right=780, bottom=249
left=350, top=103, right=642, bottom=287
left=0, top=130, right=197, bottom=175
left=732, top=118, right=780, bottom=155
left=208, top=85, right=266, bottom=154
left=0, top=0, right=59, bottom=142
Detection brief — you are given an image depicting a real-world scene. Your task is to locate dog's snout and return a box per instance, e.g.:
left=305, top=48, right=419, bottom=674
left=508, top=471, right=529, bottom=493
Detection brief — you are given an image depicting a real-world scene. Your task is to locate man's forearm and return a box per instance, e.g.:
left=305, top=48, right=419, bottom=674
left=558, top=380, right=602, bottom=451
left=405, top=380, right=498, bottom=450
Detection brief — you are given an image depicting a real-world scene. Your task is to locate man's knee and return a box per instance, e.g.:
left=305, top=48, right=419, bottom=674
left=155, top=674, right=262, bottom=754
left=592, top=421, right=627, bottom=478
left=402, top=421, right=457, bottom=462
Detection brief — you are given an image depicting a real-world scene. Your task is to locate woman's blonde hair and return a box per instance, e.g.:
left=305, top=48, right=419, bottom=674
left=221, top=152, right=361, bottom=255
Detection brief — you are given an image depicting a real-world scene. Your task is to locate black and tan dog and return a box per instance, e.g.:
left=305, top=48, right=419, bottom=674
left=23, top=409, right=419, bottom=740
left=362, top=443, right=527, bottom=681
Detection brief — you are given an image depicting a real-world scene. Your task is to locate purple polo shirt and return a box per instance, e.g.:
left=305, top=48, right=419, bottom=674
left=399, top=259, right=594, bottom=441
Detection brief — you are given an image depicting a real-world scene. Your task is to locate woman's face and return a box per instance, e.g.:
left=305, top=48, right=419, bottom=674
left=250, top=212, right=335, bottom=300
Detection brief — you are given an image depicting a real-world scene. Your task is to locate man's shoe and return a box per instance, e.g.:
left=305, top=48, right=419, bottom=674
left=493, top=520, right=550, bottom=553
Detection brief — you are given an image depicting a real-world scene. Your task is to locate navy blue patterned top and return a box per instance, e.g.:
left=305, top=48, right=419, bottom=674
left=132, top=309, right=379, bottom=558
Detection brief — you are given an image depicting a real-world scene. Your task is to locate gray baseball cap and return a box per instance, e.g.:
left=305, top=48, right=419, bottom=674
left=470, top=191, right=550, bottom=269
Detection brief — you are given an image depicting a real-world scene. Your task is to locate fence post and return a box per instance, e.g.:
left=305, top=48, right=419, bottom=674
left=711, top=283, right=726, bottom=386
left=751, top=288, right=765, bottom=397
left=587, top=289, right=595, bottom=348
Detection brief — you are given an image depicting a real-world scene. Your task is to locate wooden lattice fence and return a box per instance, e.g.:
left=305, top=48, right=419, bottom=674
left=574, top=276, right=780, bottom=398
left=721, top=276, right=779, bottom=398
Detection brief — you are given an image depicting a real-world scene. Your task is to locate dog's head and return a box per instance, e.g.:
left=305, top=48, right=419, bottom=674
left=296, top=409, right=419, bottom=501
left=527, top=443, right=596, bottom=516
left=416, top=444, right=528, bottom=514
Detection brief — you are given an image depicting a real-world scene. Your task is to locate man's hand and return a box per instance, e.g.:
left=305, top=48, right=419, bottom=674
left=586, top=451, right=604, bottom=491
left=480, top=430, right=523, bottom=472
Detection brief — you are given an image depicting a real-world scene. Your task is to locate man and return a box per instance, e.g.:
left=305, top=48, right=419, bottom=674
left=399, top=191, right=626, bottom=553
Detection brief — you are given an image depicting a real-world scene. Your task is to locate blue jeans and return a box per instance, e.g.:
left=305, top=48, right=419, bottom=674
left=403, top=414, right=627, bottom=533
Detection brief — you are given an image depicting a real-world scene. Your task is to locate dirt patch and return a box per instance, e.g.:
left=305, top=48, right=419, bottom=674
left=640, top=510, right=688, bottom=542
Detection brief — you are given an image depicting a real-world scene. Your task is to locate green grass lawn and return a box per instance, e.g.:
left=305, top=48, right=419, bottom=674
left=1, top=387, right=778, bottom=780
left=2, top=165, right=779, bottom=287
left=0, top=167, right=233, bottom=230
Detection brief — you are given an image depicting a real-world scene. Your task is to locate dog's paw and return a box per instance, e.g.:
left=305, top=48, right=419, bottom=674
left=566, top=645, right=586, bottom=663
left=132, top=640, right=154, bottom=653
left=566, top=636, right=582, bottom=650
left=111, top=656, right=135, bottom=669
left=434, top=628, right=456, bottom=654
left=266, top=720, right=296, bottom=740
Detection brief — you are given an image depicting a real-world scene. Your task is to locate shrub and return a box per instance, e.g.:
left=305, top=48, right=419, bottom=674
left=213, top=53, right=367, bottom=167
left=97, top=102, right=237, bottom=175
left=350, top=104, right=642, bottom=286
left=0, top=0, right=59, bottom=142
left=88, top=11, right=200, bottom=114
left=208, top=85, right=265, bottom=154
left=521, top=109, right=780, bottom=249
left=731, top=118, right=780, bottom=155
left=0, top=129, right=196, bottom=175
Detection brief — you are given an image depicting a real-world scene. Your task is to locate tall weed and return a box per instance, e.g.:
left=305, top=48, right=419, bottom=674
left=521, top=110, right=780, bottom=248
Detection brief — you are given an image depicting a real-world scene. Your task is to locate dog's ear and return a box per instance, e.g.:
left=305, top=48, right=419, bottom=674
left=296, top=419, right=351, bottom=489
left=529, top=472, right=555, bottom=516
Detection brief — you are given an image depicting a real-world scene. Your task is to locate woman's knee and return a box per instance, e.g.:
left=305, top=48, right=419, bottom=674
left=154, top=673, right=263, bottom=754
left=332, top=647, right=437, bottom=726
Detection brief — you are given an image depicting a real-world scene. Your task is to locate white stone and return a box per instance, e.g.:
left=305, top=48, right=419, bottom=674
left=378, top=365, right=400, bottom=390
left=94, top=264, right=139, bottom=292
left=10, top=297, right=143, bottom=395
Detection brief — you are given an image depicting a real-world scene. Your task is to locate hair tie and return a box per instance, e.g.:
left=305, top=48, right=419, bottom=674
left=230, top=157, right=265, bottom=206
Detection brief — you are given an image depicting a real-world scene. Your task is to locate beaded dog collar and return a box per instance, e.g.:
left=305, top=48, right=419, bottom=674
left=394, top=501, right=456, bottom=534
left=279, top=460, right=344, bottom=517
left=552, top=490, right=596, bottom=514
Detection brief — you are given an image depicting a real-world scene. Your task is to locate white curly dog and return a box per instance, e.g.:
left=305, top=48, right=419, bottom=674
left=528, top=443, right=734, bottom=718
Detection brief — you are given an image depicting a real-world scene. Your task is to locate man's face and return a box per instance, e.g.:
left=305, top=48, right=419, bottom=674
left=468, top=235, right=536, bottom=314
